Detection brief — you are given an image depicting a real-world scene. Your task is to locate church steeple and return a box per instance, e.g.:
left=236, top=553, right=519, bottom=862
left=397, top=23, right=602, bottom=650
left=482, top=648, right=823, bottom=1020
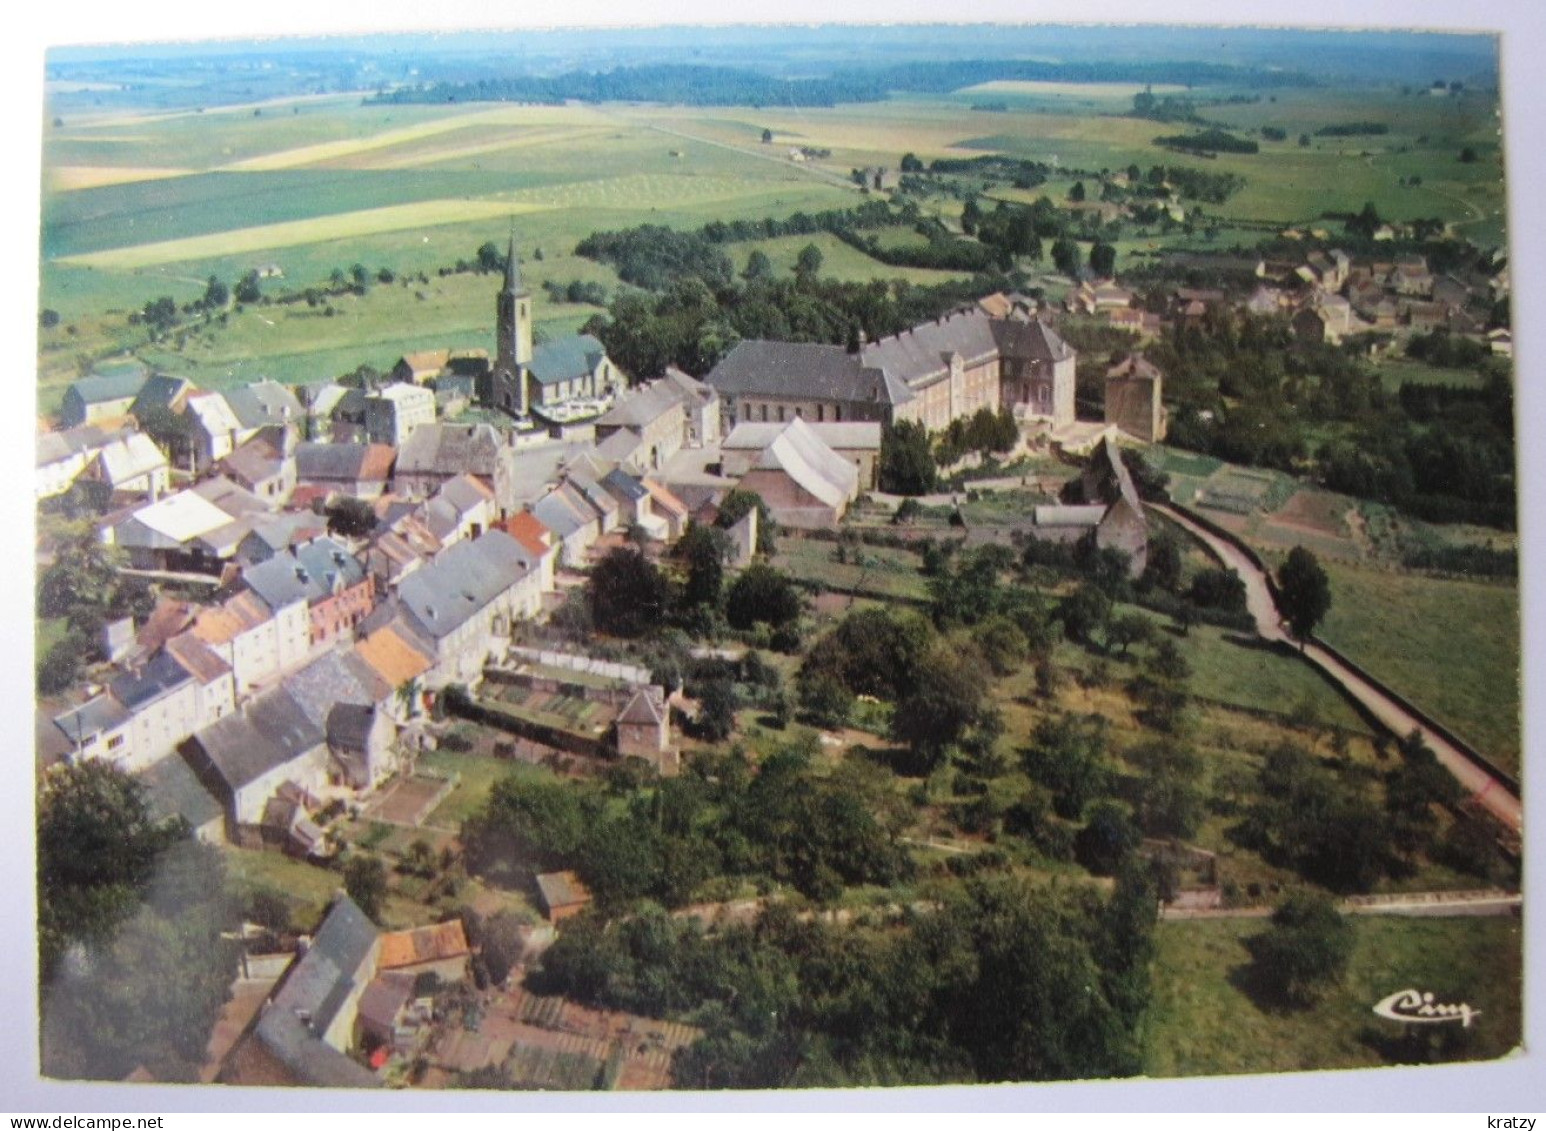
left=505, top=230, right=523, bottom=295
left=496, top=224, right=533, bottom=379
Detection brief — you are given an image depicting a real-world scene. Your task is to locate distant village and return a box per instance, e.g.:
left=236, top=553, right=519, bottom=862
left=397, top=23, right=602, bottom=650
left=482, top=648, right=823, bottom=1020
left=34, top=220, right=1507, bottom=1087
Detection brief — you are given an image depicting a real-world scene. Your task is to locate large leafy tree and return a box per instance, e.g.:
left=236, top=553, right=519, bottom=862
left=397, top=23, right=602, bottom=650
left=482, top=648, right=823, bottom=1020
left=1277, top=545, right=1332, bottom=647
left=39, top=764, right=237, bottom=1081
left=38, top=762, right=182, bottom=977
left=676, top=523, right=732, bottom=611
left=878, top=420, right=937, bottom=496
left=1248, top=893, right=1354, bottom=1006
left=725, top=563, right=802, bottom=630
left=589, top=546, right=672, bottom=637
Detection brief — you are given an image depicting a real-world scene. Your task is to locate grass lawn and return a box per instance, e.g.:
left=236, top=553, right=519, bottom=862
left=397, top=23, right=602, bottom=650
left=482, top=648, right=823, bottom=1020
left=418, top=745, right=557, bottom=828
left=1314, top=560, right=1519, bottom=775
left=1145, top=914, right=1523, bottom=1077
left=222, top=845, right=342, bottom=930
left=772, top=537, right=929, bottom=602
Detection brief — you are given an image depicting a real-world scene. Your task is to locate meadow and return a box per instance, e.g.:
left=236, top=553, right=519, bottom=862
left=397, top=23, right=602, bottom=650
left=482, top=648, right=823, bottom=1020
left=1145, top=915, right=1523, bottom=1077
left=1314, top=559, right=1520, bottom=776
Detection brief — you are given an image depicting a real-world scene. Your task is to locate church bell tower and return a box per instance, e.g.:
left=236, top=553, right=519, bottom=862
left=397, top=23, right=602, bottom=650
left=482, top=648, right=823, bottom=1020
left=494, top=229, right=533, bottom=415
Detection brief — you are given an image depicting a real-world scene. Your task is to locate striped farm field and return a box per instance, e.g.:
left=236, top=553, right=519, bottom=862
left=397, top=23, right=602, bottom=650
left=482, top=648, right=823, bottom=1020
left=55, top=198, right=555, bottom=269
left=353, top=126, right=619, bottom=171
left=46, top=165, right=196, bottom=191
left=218, top=105, right=614, bottom=172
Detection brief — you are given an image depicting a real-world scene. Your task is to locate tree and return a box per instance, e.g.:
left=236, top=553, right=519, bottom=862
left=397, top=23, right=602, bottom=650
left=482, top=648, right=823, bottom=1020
left=1051, top=238, right=1082, bottom=278
left=326, top=496, right=378, bottom=539
left=1075, top=800, right=1142, bottom=875
left=1104, top=612, right=1153, bottom=656
left=1248, top=894, right=1354, bottom=1006
left=589, top=547, right=672, bottom=638
left=1068, top=181, right=1086, bottom=203
left=202, top=276, right=229, bottom=309
left=1277, top=546, right=1332, bottom=647
left=715, top=489, right=777, bottom=554
left=761, top=128, right=774, bottom=144
left=1021, top=713, right=1109, bottom=820
left=38, top=762, right=182, bottom=976
left=891, top=646, right=988, bottom=770
left=1459, top=146, right=1478, bottom=163
left=695, top=678, right=739, bottom=742
left=1089, top=241, right=1117, bottom=278
left=743, top=249, right=774, bottom=282
left=725, top=563, right=802, bottom=630
left=343, top=854, right=389, bottom=922
left=678, top=523, right=732, bottom=611
left=794, top=243, right=824, bottom=282
left=233, top=270, right=262, bottom=305
left=1059, top=583, right=1111, bottom=646
left=878, top=420, right=937, bottom=495
left=900, top=152, right=924, bottom=173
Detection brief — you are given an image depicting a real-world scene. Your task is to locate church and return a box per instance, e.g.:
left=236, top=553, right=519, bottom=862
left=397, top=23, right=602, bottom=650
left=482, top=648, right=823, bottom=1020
left=476, top=236, right=624, bottom=418
left=702, top=296, right=1078, bottom=435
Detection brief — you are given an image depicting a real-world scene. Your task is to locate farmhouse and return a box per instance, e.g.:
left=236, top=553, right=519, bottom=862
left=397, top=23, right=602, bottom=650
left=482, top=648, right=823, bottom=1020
left=295, top=442, right=396, bottom=499
left=721, top=419, right=882, bottom=491
left=60, top=371, right=144, bottom=428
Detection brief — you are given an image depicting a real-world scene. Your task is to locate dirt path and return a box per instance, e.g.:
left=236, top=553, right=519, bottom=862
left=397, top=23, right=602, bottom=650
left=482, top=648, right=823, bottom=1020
left=1161, top=888, right=1520, bottom=921
left=1155, top=503, right=1522, bottom=834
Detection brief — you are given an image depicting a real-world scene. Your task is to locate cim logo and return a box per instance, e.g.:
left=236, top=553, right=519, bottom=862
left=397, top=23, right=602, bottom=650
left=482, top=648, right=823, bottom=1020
left=1372, top=988, right=1481, bottom=1028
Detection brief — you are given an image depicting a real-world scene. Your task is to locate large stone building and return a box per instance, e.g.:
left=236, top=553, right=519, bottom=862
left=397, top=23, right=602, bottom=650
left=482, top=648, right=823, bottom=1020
left=703, top=303, right=1077, bottom=434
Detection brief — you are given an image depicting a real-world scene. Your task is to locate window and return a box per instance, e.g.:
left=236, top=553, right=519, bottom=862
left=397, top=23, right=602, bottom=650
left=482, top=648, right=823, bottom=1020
left=777, top=406, right=786, bottom=422
left=817, top=404, right=825, bottom=422
left=107, top=735, right=124, bottom=750
left=760, top=404, right=769, bottom=422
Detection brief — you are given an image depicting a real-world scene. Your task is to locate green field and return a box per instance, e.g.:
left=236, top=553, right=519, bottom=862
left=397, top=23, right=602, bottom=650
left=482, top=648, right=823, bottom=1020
left=1315, top=559, right=1520, bottom=774
left=1146, top=914, right=1523, bottom=1077
left=37, top=79, right=1506, bottom=405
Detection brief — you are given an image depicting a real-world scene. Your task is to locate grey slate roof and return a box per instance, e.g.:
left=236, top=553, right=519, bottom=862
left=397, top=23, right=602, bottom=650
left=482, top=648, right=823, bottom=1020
left=129, top=374, right=193, bottom=420
left=396, top=423, right=503, bottom=478
left=601, top=468, right=649, bottom=504
left=67, top=372, right=144, bottom=406
left=991, top=316, right=1075, bottom=364
left=531, top=484, right=594, bottom=540
left=110, top=651, right=194, bottom=711
left=395, top=530, right=533, bottom=641
left=860, top=307, right=1002, bottom=385
left=595, top=380, right=683, bottom=429
left=527, top=334, right=608, bottom=386
left=188, top=685, right=325, bottom=795
left=705, top=340, right=906, bottom=405
left=53, top=694, right=131, bottom=745
left=244, top=538, right=365, bottom=612
left=224, top=381, right=303, bottom=431
left=138, top=750, right=223, bottom=830
left=286, top=649, right=390, bottom=731
left=253, top=894, right=381, bottom=1088
left=327, top=702, right=378, bottom=752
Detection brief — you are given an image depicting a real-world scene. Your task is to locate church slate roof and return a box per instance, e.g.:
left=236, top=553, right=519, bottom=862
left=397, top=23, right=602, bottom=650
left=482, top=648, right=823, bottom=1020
left=704, top=341, right=908, bottom=405
left=527, top=335, right=608, bottom=386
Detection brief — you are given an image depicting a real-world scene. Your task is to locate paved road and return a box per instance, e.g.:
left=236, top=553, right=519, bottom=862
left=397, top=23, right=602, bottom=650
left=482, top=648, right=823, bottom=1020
left=1155, top=503, right=1523, bottom=834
